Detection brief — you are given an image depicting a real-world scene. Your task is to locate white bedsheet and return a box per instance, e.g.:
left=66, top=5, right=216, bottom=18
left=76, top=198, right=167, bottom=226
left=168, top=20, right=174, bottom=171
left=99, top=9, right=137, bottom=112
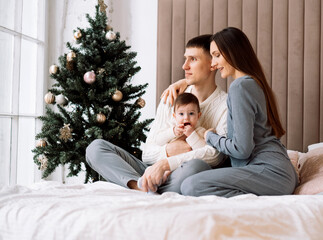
left=0, top=181, right=322, bottom=240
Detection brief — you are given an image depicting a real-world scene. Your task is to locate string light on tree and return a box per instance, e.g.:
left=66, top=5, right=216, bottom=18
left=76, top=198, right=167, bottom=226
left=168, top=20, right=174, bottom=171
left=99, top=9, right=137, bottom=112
left=44, top=92, right=55, bottom=104
left=112, top=89, right=123, bottom=101
left=49, top=65, right=58, bottom=75
left=84, top=71, right=96, bottom=84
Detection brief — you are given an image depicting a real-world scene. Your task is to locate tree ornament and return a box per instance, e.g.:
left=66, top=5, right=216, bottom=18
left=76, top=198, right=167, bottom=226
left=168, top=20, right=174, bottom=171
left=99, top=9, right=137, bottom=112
left=49, top=65, right=58, bottom=74
left=56, top=94, right=68, bottom=106
left=105, top=31, right=116, bottom=41
left=112, top=90, right=123, bottom=101
left=44, top=92, right=55, bottom=104
left=84, top=71, right=96, bottom=84
left=97, top=112, right=106, bottom=124
left=59, top=124, right=73, bottom=142
left=136, top=97, right=146, bottom=108
left=36, top=139, right=47, bottom=147
left=66, top=51, right=76, bottom=62
left=66, top=51, right=76, bottom=70
left=74, top=30, right=82, bottom=40
left=106, top=24, right=112, bottom=31
left=37, top=155, right=48, bottom=170
left=98, top=0, right=107, bottom=13
left=97, top=68, right=105, bottom=74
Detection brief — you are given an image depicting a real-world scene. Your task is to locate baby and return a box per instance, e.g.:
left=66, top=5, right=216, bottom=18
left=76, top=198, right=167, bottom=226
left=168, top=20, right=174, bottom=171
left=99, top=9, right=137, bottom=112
left=138, top=92, right=206, bottom=193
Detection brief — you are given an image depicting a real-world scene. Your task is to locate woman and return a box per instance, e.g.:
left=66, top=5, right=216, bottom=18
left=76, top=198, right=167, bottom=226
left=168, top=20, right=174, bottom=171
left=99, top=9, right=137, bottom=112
left=167, top=27, right=298, bottom=197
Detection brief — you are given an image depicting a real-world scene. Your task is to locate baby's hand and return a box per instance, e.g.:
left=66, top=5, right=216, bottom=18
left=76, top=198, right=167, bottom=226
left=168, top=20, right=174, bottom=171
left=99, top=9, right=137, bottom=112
left=173, top=124, right=184, bottom=136
left=183, top=124, right=194, bottom=137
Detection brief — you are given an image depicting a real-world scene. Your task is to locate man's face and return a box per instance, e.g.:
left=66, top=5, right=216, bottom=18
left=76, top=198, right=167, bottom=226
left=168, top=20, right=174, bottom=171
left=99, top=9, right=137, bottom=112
left=182, top=47, right=213, bottom=86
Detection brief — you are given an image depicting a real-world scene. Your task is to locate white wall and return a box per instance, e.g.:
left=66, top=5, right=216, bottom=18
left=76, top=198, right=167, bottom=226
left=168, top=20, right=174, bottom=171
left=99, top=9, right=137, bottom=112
left=47, top=0, right=157, bottom=183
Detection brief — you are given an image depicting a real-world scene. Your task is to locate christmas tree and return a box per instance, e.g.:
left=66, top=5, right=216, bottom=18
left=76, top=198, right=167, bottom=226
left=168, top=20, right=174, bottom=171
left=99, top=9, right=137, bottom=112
left=32, top=1, right=153, bottom=183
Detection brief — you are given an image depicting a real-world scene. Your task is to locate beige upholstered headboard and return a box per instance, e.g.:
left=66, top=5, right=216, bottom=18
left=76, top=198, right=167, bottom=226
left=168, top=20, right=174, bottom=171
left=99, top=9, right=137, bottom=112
left=157, top=0, right=323, bottom=152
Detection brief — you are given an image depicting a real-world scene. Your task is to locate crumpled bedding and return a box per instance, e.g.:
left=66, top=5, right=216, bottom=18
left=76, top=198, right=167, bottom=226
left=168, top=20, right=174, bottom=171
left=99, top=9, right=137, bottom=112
left=0, top=181, right=322, bottom=240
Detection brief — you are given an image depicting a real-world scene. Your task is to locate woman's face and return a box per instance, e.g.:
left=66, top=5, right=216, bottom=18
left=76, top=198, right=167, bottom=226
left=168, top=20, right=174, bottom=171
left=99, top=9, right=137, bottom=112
left=210, top=41, right=237, bottom=79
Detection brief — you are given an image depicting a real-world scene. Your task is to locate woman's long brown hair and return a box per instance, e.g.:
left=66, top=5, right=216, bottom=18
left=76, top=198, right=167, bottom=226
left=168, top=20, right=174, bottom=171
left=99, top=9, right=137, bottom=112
left=211, top=27, right=285, bottom=138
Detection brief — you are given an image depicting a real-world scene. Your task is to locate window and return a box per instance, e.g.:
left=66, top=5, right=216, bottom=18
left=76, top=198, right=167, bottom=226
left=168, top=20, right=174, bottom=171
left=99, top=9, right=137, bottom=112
left=0, top=0, right=47, bottom=186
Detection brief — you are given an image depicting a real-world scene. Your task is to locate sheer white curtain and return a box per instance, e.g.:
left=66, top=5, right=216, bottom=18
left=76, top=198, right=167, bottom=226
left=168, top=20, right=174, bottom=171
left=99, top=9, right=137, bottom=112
left=0, top=0, right=47, bottom=186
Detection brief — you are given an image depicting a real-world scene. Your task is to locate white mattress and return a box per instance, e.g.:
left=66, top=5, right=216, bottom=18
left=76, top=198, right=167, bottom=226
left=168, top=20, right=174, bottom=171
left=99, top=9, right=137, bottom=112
left=0, top=181, right=322, bottom=240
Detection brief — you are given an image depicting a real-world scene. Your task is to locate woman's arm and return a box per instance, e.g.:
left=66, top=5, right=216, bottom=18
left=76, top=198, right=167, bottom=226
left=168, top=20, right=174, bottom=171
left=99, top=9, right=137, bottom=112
left=206, top=80, right=257, bottom=159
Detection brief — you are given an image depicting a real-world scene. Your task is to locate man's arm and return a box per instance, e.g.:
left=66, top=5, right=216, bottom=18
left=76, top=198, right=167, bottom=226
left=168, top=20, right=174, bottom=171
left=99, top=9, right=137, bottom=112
left=166, top=138, right=192, bottom=156
left=167, top=145, right=226, bottom=171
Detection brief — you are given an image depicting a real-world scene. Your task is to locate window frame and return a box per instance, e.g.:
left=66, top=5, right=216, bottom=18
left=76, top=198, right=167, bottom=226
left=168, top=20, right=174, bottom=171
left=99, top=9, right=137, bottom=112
left=0, top=0, right=48, bottom=185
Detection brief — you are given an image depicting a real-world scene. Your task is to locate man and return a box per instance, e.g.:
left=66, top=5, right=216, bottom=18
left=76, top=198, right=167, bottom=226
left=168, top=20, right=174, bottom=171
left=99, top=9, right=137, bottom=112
left=86, top=34, right=227, bottom=194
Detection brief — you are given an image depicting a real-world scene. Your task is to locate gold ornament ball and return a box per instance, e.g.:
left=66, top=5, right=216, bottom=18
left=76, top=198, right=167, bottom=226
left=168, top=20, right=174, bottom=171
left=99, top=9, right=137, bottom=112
left=36, top=139, right=47, bottom=148
left=74, top=30, right=82, bottom=40
left=67, top=51, right=76, bottom=62
left=44, top=92, right=55, bottom=104
left=49, top=65, right=58, bottom=74
left=112, top=90, right=123, bottom=101
left=136, top=97, right=146, bottom=108
left=97, top=113, right=106, bottom=124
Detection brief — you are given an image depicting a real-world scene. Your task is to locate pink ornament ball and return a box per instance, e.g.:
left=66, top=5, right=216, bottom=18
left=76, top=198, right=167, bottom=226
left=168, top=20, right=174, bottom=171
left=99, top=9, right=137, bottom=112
left=83, top=71, right=96, bottom=84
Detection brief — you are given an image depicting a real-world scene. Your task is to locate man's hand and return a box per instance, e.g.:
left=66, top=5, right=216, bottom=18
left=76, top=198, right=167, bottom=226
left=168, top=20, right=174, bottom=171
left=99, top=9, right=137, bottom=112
left=161, top=79, right=188, bottom=105
left=166, top=139, right=192, bottom=157
left=141, top=159, right=170, bottom=192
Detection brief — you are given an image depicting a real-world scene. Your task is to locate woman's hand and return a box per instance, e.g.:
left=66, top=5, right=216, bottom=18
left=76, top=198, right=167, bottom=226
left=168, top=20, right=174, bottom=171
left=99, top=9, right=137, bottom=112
left=161, top=79, right=188, bottom=106
left=141, top=159, right=170, bottom=192
left=204, top=128, right=215, bottom=140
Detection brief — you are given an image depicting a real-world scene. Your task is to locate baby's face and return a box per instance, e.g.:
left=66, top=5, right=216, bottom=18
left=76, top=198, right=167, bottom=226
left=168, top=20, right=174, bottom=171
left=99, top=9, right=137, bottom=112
left=174, top=103, right=200, bottom=128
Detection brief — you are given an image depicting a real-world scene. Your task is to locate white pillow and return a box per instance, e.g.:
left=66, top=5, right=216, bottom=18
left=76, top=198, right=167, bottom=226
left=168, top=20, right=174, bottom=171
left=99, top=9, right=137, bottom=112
left=308, top=142, right=323, bottom=151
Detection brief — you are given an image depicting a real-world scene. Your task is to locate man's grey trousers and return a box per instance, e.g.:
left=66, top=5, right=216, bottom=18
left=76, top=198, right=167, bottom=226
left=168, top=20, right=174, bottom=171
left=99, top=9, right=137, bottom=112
left=85, top=139, right=211, bottom=194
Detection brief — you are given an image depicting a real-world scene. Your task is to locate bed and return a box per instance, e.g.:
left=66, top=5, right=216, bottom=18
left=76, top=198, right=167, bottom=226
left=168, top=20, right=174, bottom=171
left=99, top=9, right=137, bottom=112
left=1, top=145, right=323, bottom=240
left=2, top=1, right=323, bottom=238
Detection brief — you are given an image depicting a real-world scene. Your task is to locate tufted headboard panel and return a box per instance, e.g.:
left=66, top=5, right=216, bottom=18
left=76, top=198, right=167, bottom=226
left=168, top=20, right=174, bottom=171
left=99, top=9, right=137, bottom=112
left=156, top=0, right=323, bottom=152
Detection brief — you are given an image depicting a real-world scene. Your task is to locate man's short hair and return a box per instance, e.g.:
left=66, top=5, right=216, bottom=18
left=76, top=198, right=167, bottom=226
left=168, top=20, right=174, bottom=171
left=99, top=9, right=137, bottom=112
left=174, top=93, right=200, bottom=113
left=186, top=34, right=212, bottom=55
